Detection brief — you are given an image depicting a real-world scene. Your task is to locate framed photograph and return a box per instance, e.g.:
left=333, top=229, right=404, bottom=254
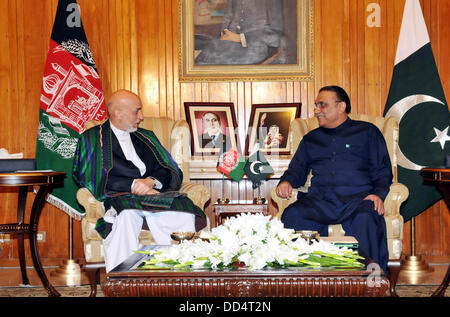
left=184, top=102, right=240, bottom=156
left=179, top=0, right=314, bottom=81
left=245, top=103, right=301, bottom=155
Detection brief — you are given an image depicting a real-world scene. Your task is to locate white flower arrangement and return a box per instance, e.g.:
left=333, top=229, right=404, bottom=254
left=137, top=213, right=364, bottom=271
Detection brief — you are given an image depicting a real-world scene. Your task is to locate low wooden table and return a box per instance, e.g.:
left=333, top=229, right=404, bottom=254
left=102, top=245, right=389, bottom=297
left=214, top=200, right=268, bottom=227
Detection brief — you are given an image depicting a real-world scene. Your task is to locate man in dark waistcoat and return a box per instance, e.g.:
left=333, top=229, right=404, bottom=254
left=276, top=86, right=392, bottom=272
left=73, top=90, right=206, bottom=272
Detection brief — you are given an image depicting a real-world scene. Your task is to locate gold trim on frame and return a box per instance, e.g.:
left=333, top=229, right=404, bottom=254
left=179, top=0, right=315, bottom=82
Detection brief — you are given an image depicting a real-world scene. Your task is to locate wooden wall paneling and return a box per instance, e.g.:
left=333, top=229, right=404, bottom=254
left=348, top=0, right=359, bottom=114
left=122, top=0, right=131, bottom=92
left=0, top=0, right=12, bottom=259
left=342, top=0, right=351, bottom=102
left=108, top=0, right=118, bottom=93
left=113, top=0, right=124, bottom=91
left=157, top=0, right=168, bottom=118
left=355, top=0, right=366, bottom=115
left=137, top=0, right=158, bottom=117
left=208, top=82, right=230, bottom=102
left=379, top=0, right=390, bottom=111
left=0, top=0, right=13, bottom=155
left=102, top=0, right=114, bottom=99
left=163, top=0, right=175, bottom=119
left=365, top=0, right=381, bottom=116
left=321, top=0, right=344, bottom=88
left=130, top=2, right=139, bottom=96
left=172, top=0, right=182, bottom=119
left=441, top=202, right=450, bottom=256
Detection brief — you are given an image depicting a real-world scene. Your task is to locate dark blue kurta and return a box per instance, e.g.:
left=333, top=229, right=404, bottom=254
left=280, top=118, right=392, bottom=271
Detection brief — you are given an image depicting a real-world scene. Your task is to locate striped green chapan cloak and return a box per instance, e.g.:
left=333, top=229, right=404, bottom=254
left=72, top=120, right=206, bottom=238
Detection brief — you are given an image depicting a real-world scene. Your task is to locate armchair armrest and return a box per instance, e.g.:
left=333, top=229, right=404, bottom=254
left=271, top=187, right=298, bottom=219
left=76, top=188, right=105, bottom=223
left=180, top=182, right=211, bottom=210
left=384, top=182, right=409, bottom=217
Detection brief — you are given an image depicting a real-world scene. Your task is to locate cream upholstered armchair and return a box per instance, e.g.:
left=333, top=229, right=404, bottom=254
left=76, top=117, right=211, bottom=296
left=271, top=114, right=409, bottom=296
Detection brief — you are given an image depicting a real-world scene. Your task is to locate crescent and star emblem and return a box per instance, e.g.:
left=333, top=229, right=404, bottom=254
left=385, top=94, right=448, bottom=171
left=250, top=161, right=263, bottom=174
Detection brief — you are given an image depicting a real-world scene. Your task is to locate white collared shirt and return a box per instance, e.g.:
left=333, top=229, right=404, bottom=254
left=110, top=122, right=162, bottom=190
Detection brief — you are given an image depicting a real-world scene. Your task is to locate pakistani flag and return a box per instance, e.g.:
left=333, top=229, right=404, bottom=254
left=244, top=149, right=274, bottom=189
left=383, top=0, right=450, bottom=222
left=36, top=0, right=106, bottom=219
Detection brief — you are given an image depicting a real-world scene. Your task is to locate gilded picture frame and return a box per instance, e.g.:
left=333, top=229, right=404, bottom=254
left=179, top=0, right=314, bottom=81
left=245, top=103, right=301, bottom=156
left=184, top=102, right=240, bottom=157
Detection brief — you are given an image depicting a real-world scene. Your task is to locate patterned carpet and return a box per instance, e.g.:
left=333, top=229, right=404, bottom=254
left=0, top=284, right=447, bottom=297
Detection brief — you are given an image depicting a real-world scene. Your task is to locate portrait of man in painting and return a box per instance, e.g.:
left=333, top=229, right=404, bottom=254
left=197, top=111, right=232, bottom=151
left=193, top=0, right=298, bottom=65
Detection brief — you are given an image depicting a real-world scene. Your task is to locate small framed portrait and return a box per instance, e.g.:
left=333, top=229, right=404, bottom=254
left=184, top=102, right=240, bottom=156
left=245, top=103, right=301, bottom=155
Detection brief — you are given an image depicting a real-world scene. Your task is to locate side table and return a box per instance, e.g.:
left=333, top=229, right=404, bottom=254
left=0, top=171, right=66, bottom=297
left=421, top=167, right=450, bottom=297
left=214, top=200, right=268, bottom=227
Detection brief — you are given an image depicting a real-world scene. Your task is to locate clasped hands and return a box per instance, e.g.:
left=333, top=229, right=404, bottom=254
left=276, top=181, right=385, bottom=215
left=220, top=29, right=241, bottom=43
left=131, top=177, right=160, bottom=196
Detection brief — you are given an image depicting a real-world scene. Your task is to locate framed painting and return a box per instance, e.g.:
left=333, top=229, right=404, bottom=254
left=179, top=0, right=314, bottom=81
left=184, top=102, right=240, bottom=156
left=245, top=103, right=301, bottom=155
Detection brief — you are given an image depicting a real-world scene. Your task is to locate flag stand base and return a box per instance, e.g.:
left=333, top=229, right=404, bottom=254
left=400, top=217, right=434, bottom=276
left=400, top=255, right=434, bottom=274
left=217, top=198, right=230, bottom=204
left=50, top=259, right=85, bottom=286
left=49, top=217, right=85, bottom=286
left=253, top=197, right=266, bottom=205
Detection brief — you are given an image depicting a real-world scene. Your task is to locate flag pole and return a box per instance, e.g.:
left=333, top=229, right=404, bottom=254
left=50, top=216, right=82, bottom=286
left=217, top=172, right=229, bottom=204
left=400, top=217, right=433, bottom=278
left=253, top=182, right=266, bottom=205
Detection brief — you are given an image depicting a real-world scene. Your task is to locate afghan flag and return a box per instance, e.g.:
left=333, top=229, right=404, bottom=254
left=217, top=149, right=246, bottom=181
left=244, top=149, right=274, bottom=189
left=36, top=0, right=106, bottom=219
left=383, top=0, right=449, bottom=222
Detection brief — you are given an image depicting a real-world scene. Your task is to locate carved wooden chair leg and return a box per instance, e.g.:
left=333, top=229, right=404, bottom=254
left=85, top=263, right=104, bottom=297
left=387, top=260, right=401, bottom=297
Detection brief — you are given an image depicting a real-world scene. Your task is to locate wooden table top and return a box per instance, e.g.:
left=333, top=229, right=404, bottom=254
left=0, top=171, right=66, bottom=186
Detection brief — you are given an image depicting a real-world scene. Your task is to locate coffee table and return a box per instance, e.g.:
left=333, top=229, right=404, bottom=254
left=102, top=245, right=389, bottom=297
